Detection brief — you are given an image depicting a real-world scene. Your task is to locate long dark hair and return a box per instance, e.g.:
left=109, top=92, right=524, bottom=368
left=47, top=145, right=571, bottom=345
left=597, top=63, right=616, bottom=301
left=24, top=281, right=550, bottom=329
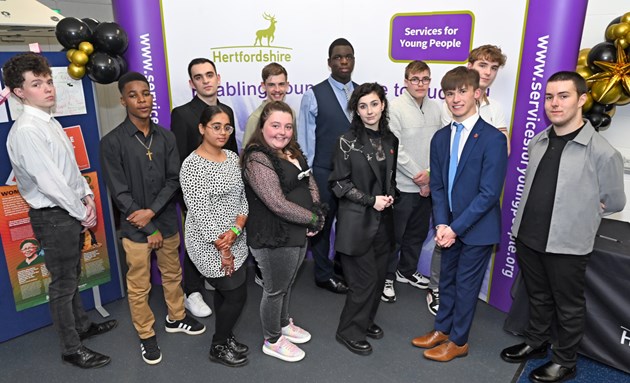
left=348, top=82, right=391, bottom=136
left=241, top=100, right=305, bottom=162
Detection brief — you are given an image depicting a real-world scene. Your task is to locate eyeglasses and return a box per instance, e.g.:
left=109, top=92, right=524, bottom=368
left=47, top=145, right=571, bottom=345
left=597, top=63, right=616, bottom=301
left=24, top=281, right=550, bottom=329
left=331, top=54, right=355, bottom=62
left=207, top=124, right=234, bottom=134
left=407, top=76, right=431, bottom=85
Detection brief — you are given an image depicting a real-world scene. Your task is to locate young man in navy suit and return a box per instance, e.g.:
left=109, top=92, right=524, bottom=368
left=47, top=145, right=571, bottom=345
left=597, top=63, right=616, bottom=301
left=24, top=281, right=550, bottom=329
left=411, top=66, right=507, bottom=362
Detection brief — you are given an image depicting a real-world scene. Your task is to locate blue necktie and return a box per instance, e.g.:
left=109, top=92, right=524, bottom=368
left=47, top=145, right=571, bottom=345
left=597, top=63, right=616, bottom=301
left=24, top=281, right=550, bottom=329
left=448, top=122, right=464, bottom=210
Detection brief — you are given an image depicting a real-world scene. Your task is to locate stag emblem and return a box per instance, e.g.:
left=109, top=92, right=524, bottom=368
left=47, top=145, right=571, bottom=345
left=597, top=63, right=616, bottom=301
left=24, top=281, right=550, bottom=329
left=254, top=13, right=277, bottom=47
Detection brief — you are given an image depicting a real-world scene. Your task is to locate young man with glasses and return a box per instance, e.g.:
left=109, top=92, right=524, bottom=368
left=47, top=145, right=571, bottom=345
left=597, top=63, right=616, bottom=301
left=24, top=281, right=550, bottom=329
left=298, top=38, right=358, bottom=295
left=382, top=61, right=441, bottom=303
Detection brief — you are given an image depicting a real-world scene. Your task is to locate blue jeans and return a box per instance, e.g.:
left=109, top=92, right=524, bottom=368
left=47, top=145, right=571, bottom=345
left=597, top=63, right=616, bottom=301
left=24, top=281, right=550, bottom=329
left=29, top=207, right=90, bottom=354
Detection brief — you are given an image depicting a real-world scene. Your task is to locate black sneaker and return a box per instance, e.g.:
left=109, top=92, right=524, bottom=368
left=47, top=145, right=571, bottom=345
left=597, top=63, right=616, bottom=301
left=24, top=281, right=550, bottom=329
left=165, top=315, right=206, bottom=335
left=426, top=289, right=439, bottom=316
left=140, top=335, right=162, bottom=365
left=209, top=343, right=248, bottom=367
left=227, top=334, right=249, bottom=355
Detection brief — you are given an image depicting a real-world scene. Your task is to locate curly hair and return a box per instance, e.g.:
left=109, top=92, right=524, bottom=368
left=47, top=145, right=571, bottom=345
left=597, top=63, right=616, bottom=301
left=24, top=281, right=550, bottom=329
left=2, top=52, right=51, bottom=90
left=348, top=82, right=391, bottom=135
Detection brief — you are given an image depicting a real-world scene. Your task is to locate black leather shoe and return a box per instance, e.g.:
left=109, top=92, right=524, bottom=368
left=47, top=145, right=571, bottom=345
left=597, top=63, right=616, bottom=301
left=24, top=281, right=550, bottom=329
left=62, top=345, right=111, bottom=369
left=209, top=343, right=248, bottom=367
left=79, top=319, right=118, bottom=341
left=336, top=333, right=372, bottom=355
left=316, top=278, right=349, bottom=294
left=366, top=324, right=384, bottom=340
left=530, top=361, right=576, bottom=383
left=500, top=342, right=548, bottom=363
left=227, top=335, right=249, bottom=355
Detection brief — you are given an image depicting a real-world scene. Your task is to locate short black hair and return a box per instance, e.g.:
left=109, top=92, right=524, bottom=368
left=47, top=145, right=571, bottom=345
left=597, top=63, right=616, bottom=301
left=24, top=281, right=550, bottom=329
left=2, top=52, right=51, bottom=90
left=187, top=58, right=217, bottom=79
left=117, top=71, right=149, bottom=94
left=547, top=71, right=587, bottom=95
left=328, top=38, right=354, bottom=58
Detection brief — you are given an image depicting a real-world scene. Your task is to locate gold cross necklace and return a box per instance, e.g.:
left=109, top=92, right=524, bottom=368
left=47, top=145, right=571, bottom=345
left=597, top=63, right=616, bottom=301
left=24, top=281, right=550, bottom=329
left=135, top=134, right=154, bottom=161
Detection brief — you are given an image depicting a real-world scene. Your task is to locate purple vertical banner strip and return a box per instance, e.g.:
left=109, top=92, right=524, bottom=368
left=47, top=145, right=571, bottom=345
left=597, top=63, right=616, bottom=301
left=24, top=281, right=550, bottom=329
left=112, top=0, right=171, bottom=129
left=488, top=0, right=588, bottom=312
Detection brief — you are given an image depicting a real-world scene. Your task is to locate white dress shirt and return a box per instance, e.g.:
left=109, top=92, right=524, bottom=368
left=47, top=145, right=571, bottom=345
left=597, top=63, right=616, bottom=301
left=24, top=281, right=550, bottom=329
left=7, top=104, right=91, bottom=220
left=450, top=113, right=480, bottom=160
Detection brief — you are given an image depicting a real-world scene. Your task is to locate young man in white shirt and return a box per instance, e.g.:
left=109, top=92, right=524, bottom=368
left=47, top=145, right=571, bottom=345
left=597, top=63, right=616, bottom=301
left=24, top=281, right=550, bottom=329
left=4, top=52, right=116, bottom=369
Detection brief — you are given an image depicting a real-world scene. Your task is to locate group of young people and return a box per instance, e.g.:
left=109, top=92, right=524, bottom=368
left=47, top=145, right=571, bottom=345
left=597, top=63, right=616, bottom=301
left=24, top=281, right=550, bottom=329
left=3, top=33, right=625, bottom=383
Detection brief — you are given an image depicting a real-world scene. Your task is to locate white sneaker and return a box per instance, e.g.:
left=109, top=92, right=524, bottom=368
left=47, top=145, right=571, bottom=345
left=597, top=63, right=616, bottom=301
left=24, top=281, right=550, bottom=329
left=426, top=289, right=440, bottom=316
left=281, top=318, right=311, bottom=343
left=184, top=292, right=212, bottom=317
left=262, top=336, right=305, bottom=362
left=396, top=270, right=430, bottom=289
left=381, top=279, right=396, bottom=302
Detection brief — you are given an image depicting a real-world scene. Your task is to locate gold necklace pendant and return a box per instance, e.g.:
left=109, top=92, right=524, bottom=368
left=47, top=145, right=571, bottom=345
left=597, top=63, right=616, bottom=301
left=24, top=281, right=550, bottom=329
left=135, top=134, right=154, bottom=161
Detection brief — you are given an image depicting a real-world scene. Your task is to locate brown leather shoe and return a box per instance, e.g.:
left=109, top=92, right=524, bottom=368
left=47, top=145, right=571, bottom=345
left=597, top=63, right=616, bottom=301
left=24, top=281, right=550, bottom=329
left=423, top=341, right=469, bottom=362
left=411, top=330, right=448, bottom=348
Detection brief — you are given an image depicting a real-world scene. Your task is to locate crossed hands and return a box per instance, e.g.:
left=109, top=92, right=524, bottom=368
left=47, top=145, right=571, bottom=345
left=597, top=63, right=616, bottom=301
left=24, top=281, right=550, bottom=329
left=435, top=225, right=457, bottom=248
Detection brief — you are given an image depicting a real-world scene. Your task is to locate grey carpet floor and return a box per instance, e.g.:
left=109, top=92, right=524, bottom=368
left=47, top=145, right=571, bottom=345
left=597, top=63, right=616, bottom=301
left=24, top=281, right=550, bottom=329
left=0, top=260, right=522, bottom=383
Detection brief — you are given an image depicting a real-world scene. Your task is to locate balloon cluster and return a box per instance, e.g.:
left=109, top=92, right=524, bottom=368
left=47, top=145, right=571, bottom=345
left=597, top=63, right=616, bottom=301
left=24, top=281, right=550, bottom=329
left=55, top=17, right=129, bottom=84
left=576, top=11, right=630, bottom=130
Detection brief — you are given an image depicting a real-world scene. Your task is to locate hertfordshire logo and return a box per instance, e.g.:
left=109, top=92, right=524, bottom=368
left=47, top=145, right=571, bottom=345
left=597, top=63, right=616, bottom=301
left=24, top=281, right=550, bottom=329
left=254, top=13, right=276, bottom=46
left=211, top=12, right=292, bottom=64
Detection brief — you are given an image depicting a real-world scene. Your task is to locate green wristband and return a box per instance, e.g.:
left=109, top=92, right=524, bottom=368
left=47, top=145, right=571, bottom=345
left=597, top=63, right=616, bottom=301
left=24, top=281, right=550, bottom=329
left=150, top=230, right=159, bottom=236
left=230, top=227, right=241, bottom=236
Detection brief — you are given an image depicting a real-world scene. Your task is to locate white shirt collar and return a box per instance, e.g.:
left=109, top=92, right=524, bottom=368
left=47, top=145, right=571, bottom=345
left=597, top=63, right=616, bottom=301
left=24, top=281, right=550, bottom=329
left=22, top=104, right=53, bottom=122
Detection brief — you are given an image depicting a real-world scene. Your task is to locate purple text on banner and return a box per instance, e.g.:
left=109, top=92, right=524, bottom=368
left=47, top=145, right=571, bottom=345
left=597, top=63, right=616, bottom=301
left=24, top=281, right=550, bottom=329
left=112, top=0, right=172, bottom=129
left=390, top=12, right=474, bottom=63
left=488, top=0, right=588, bottom=312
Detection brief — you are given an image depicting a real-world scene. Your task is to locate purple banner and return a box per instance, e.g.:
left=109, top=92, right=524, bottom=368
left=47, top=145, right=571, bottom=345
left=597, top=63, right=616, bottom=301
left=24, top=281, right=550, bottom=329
left=390, top=12, right=473, bottom=62
left=112, top=0, right=172, bottom=129
left=488, top=0, right=588, bottom=312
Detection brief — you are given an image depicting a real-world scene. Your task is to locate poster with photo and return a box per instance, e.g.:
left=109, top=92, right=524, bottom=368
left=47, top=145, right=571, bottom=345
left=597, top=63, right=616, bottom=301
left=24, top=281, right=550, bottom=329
left=0, top=171, right=111, bottom=311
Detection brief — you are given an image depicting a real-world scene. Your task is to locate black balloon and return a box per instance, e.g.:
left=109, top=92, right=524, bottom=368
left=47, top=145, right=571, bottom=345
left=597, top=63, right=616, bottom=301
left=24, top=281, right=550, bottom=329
left=113, top=55, right=128, bottom=76
left=589, top=101, right=606, bottom=115
left=55, top=17, right=91, bottom=49
left=586, top=113, right=604, bottom=129
left=600, top=114, right=612, bottom=129
left=82, top=18, right=100, bottom=35
left=587, top=42, right=616, bottom=73
left=607, top=16, right=622, bottom=29
left=93, top=22, right=129, bottom=55
left=86, top=52, right=121, bottom=84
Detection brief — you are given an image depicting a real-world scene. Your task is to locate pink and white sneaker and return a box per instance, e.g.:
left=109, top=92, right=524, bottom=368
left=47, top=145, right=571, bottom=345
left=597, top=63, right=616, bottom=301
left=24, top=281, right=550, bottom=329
left=281, top=318, right=311, bottom=343
left=262, top=335, right=305, bottom=362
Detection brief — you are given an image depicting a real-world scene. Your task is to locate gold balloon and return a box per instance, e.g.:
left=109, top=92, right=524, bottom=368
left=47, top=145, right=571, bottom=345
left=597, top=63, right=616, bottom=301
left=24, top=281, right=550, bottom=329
left=577, top=48, right=590, bottom=66
left=606, top=25, right=616, bottom=41
left=622, top=12, right=630, bottom=24
left=67, top=63, right=85, bottom=80
left=71, top=50, right=89, bottom=66
left=66, top=48, right=76, bottom=62
left=615, top=38, right=629, bottom=50
left=582, top=92, right=594, bottom=113
left=616, top=91, right=630, bottom=105
left=576, top=65, right=593, bottom=80
left=613, top=23, right=630, bottom=38
left=78, top=41, right=94, bottom=55
left=591, top=80, right=622, bottom=104
left=605, top=105, right=616, bottom=118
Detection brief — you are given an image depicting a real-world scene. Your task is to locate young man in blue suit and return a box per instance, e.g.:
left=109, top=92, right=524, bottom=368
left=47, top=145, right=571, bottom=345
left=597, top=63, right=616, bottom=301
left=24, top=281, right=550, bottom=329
left=411, top=66, right=507, bottom=362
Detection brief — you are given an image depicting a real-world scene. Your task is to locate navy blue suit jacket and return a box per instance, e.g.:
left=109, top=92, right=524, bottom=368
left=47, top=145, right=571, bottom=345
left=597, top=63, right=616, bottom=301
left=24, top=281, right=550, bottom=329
left=429, top=117, right=507, bottom=246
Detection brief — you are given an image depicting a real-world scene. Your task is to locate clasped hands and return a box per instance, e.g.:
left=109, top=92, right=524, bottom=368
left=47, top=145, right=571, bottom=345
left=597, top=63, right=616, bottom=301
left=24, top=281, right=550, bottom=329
left=435, top=225, right=457, bottom=248
left=373, top=195, right=394, bottom=211
left=214, top=230, right=237, bottom=277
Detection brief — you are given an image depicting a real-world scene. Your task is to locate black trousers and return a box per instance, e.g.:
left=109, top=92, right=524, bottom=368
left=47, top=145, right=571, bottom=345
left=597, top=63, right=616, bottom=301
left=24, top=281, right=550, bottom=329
left=386, top=192, right=432, bottom=280
left=337, top=211, right=392, bottom=340
left=516, top=240, right=590, bottom=368
left=29, top=207, right=91, bottom=354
